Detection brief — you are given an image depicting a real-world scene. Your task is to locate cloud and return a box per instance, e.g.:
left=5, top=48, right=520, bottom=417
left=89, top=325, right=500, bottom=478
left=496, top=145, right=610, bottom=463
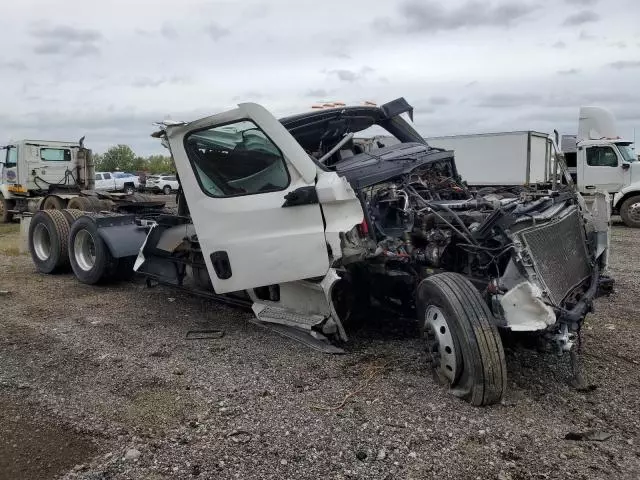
left=306, top=89, right=329, bottom=98
left=562, top=10, right=599, bottom=26
left=31, top=25, right=102, bottom=43
left=478, top=93, right=542, bottom=108
left=608, top=61, right=640, bottom=70
left=244, top=4, right=270, bottom=20
left=609, top=41, right=627, bottom=49
left=374, top=1, right=538, bottom=33
left=429, top=96, right=451, bottom=106
left=326, top=50, right=351, bottom=59
left=205, top=23, right=230, bottom=41
left=30, top=24, right=103, bottom=56
left=132, top=76, right=191, bottom=88
left=552, top=41, right=566, bottom=49
left=578, top=30, right=596, bottom=40
left=0, top=60, right=27, bottom=71
left=330, top=69, right=358, bottom=82
left=564, top=0, right=598, bottom=4
left=328, top=66, right=374, bottom=83
left=232, top=91, right=266, bottom=101
left=160, top=23, right=178, bottom=39
left=557, top=68, right=580, bottom=75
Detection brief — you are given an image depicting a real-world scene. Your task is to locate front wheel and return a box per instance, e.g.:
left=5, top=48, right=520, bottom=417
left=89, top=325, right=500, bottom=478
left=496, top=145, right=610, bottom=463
left=163, top=185, right=172, bottom=195
left=124, top=184, right=135, bottom=195
left=620, top=195, right=640, bottom=228
left=416, top=273, right=507, bottom=406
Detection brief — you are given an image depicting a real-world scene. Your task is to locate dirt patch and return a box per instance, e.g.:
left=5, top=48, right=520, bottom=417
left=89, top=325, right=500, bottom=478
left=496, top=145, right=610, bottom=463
left=0, top=394, right=100, bottom=480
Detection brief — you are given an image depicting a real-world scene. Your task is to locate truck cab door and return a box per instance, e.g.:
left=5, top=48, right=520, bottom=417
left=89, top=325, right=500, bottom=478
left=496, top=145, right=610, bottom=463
left=34, top=146, right=74, bottom=186
left=163, top=103, right=330, bottom=294
left=579, top=145, right=625, bottom=194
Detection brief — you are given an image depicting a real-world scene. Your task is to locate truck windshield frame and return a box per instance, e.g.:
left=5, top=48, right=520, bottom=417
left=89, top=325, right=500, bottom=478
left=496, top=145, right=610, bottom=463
left=616, top=143, right=637, bottom=163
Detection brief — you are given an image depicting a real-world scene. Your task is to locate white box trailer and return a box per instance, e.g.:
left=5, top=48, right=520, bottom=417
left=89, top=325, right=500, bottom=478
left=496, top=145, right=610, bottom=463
left=425, top=131, right=555, bottom=187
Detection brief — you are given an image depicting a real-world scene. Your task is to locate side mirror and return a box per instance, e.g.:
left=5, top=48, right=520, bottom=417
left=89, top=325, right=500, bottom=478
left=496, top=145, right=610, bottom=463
left=622, top=163, right=630, bottom=170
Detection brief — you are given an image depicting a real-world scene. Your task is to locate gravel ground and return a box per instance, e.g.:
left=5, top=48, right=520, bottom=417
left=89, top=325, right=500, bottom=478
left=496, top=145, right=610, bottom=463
left=0, top=215, right=638, bottom=480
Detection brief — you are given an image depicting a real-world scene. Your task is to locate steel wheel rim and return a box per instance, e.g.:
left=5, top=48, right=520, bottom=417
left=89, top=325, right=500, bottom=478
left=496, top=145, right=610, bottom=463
left=424, top=306, right=458, bottom=383
left=74, top=229, right=96, bottom=271
left=628, top=202, right=640, bottom=222
left=33, top=223, right=52, bottom=261
left=0, top=199, right=4, bottom=216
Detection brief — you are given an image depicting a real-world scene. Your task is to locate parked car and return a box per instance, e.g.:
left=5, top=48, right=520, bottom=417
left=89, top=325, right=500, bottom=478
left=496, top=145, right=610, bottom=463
left=94, top=172, right=140, bottom=194
left=145, top=174, right=180, bottom=194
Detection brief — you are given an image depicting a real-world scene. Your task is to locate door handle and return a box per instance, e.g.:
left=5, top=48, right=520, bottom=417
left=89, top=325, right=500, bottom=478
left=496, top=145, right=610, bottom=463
left=282, top=186, right=319, bottom=208
left=585, top=185, right=596, bottom=190
left=210, top=251, right=232, bottom=279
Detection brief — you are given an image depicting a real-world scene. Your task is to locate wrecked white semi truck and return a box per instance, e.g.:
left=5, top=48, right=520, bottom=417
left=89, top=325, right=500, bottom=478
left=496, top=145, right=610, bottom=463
left=0, top=139, right=163, bottom=223
left=26, top=99, right=613, bottom=406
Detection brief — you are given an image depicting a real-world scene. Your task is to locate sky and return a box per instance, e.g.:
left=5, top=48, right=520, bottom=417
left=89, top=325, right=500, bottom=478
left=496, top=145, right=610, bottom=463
left=1, top=0, right=640, bottom=155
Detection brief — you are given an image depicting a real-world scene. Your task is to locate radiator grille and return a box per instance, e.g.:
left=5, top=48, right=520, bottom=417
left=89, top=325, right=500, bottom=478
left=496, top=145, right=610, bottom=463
left=520, top=210, right=592, bottom=306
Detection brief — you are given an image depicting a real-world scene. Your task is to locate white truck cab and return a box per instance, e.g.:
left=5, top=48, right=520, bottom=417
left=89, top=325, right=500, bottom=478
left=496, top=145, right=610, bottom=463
left=562, top=106, right=640, bottom=226
left=0, top=139, right=94, bottom=222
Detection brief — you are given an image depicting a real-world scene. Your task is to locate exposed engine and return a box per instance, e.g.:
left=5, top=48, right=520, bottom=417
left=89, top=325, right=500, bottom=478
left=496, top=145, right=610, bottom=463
left=340, top=159, right=603, bottom=327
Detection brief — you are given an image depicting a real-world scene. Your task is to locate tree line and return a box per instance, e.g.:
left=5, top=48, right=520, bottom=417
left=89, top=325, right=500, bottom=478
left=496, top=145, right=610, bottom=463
left=92, top=145, right=176, bottom=174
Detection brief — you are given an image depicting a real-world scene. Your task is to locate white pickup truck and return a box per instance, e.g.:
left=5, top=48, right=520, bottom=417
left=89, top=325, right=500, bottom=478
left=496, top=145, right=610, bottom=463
left=94, top=172, right=140, bottom=194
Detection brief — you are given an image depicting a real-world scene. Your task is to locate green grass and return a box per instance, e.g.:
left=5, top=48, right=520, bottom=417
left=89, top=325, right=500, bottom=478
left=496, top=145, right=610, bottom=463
left=0, top=222, right=22, bottom=256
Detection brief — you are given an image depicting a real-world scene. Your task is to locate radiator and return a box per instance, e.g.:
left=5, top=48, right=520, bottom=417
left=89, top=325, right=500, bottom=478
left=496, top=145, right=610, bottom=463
left=519, top=209, right=592, bottom=306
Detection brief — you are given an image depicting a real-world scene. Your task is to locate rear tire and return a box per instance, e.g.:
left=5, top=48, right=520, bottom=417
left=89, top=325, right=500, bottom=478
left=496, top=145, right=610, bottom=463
left=42, top=195, right=67, bottom=210
left=620, top=195, right=640, bottom=228
left=163, top=185, right=172, bottom=195
left=0, top=193, right=15, bottom=223
left=68, top=217, right=119, bottom=284
left=67, top=196, right=91, bottom=210
left=28, top=210, right=71, bottom=273
left=61, top=208, right=86, bottom=224
left=416, top=272, right=507, bottom=406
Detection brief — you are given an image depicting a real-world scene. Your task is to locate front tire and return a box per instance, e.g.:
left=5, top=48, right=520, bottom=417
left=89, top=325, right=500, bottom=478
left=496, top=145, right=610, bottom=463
left=416, top=273, right=507, bottom=406
left=163, top=185, right=172, bottom=195
left=620, top=195, right=640, bottom=228
left=124, top=184, right=135, bottom=195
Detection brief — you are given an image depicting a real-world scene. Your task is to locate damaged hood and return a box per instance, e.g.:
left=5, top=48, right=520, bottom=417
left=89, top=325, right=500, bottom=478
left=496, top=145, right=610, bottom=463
left=334, top=142, right=457, bottom=189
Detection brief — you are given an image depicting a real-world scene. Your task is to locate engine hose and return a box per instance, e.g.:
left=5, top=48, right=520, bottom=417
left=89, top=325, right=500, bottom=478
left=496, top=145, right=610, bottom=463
left=428, top=202, right=479, bottom=245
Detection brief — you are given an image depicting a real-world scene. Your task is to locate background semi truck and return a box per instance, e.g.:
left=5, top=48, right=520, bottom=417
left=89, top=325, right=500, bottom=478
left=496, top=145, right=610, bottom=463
left=0, top=138, right=163, bottom=222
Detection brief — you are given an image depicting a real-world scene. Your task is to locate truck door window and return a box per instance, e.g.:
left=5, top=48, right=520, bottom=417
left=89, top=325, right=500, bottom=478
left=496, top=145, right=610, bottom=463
left=184, top=120, right=290, bottom=197
left=6, top=147, right=17, bottom=166
left=103, top=173, right=111, bottom=179
left=95, top=174, right=102, bottom=180
left=40, top=148, right=71, bottom=162
left=586, top=146, right=618, bottom=167
left=617, top=144, right=637, bottom=162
